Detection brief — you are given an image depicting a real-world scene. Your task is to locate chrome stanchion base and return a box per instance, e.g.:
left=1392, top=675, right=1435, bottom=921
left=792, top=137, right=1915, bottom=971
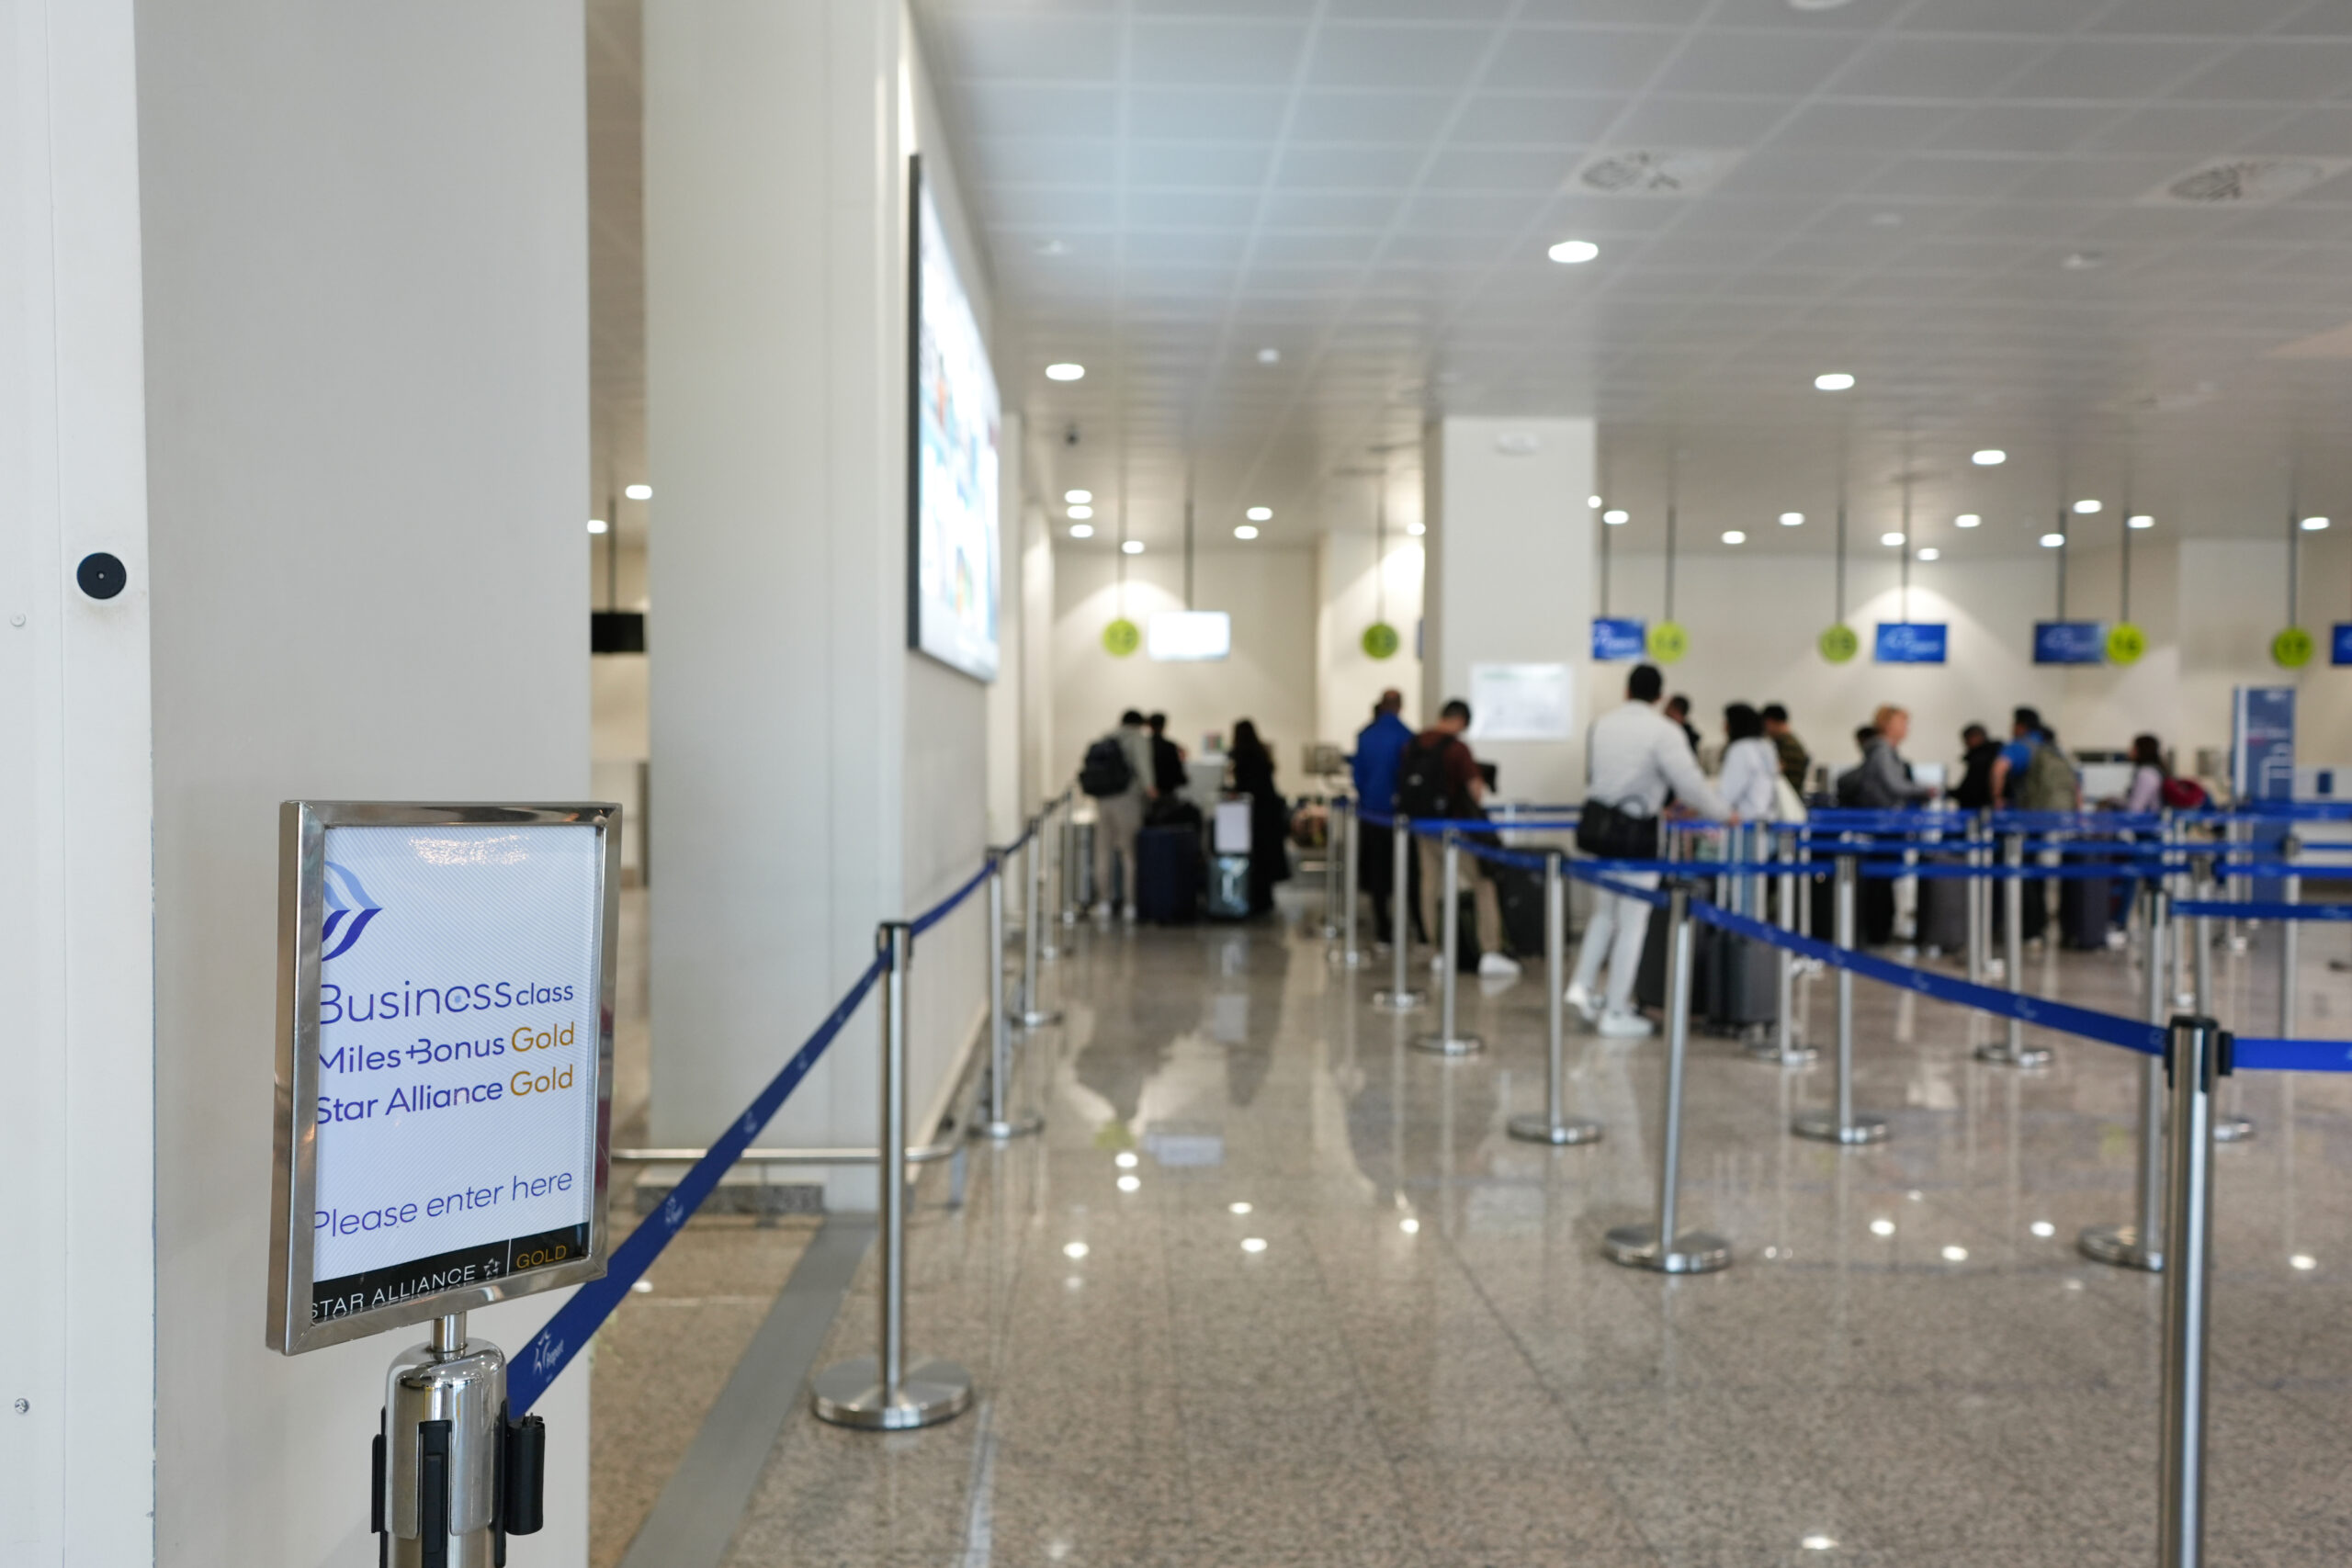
left=1508, top=1112, right=1603, bottom=1145
left=1016, top=1007, right=1063, bottom=1030
left=809, top=1356, right=975, bottom=1430
left=2078, top=1222, right=2163, bottom=1272
left=1745, top=1039, right=1818, bottom=1066
left=2213, top=1114, right=2256, bottom=1144
left=973, top=1112, right=1045, bottom=1141
left=1973, top=1042, right=2052, bottom=1069
left=1792, top=1111, right=1890, bottom=1145
left=1329, top=948, right=1368, bottom=969
left=1409, top=1032, right=1484, bottom=1056
left=1370, top=988, right=1426, bottom=1012
left=1602, top=1223, right=1732, bottom=1274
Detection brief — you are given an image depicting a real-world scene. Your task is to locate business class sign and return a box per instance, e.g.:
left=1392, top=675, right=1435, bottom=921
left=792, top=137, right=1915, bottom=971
left=268, top=802, right=618, bottom=1354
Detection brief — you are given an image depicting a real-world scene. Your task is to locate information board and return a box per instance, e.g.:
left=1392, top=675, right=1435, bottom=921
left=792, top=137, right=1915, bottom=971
left=270, top=803, right=617, bottom=1355
left=1468, top=662, right=1575, bottom=742
left=2032, top=620, right=2106, bottom=665
left=1873, top=623, right=1948, bottom=664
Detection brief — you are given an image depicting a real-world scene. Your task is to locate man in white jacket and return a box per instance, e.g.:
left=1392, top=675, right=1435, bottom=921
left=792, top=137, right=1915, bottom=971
left=1568, top=664, right=1728, bottom=1037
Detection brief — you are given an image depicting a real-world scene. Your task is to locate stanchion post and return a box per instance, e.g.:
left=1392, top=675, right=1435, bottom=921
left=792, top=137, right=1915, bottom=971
left=1333, top=798, right=1365, bottom=968
left=2193, top=852, right=2255, bottom=1144
left=1035, top=803, right=1059, bottom=964
left=1372, top=813, right=1425, bottom=1012
left=1510, top=851, right=1602, bottom=1146
left=1018, top=818, right=1061, bottom=1030
left=1057, top=802, right=1079, bottom=928
left=2157, top=1013, right=2229, bottom=1568
left=1748, top=824, right=1815, bottom=1066
left=2081, top=883, right=2167, bottom=1271
left=1793, top=852, right=1890, bottom=1145
left=1412, top=828, right=1483, bottom=1055
left=1965, top=811, right=1986, bottom=987
left=813, top=924, right=976, bottom=1429
left=1603, top=884, right=1730, bottom=1273
left=1977, top=830, right=2052, bottom=1067
left=1321, top=795, right=1343, bottom=940
left=977, top=852, right=1044, bottom=1141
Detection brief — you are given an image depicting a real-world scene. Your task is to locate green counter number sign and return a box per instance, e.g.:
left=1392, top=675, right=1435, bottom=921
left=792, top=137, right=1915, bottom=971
left=1818, top=623, right=1859, bottom=664
left=1647, top=621, right=1689, bottom=664
left=2273, top=626, right=2314, bottom=670
left=1362, top=622, right=1400, bottom=660
left=2107, top=623, right=2146, bottom=666
left=1102, top=617, right=1140, bottom=658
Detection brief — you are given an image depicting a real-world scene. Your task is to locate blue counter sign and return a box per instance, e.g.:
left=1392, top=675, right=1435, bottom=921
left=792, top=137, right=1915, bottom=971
left=2334, top=625, right=2352, bottom=666
left=1874, top=623, right=1948, bottom=665
left=2033, top=621, right=2106, bottom=665
left=1591, top=616, right=1647, bottom=661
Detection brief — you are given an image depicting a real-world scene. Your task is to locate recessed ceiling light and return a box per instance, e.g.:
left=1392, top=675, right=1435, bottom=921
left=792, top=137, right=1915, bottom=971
left=2030, top=1221, right=2056, bottom=1238
left=1955, top=513, right=1982, bottom=528
left=1881, top=531, right=1905, bottom=547
left=1229, top=1201, right=1252, bottom=1214
left=1122, top=539, right=1145, bottom=554
left=1114, top=1151, right=1137, bottom=1168
left=1603, top=509, right=1629, bottom=525
left=1046, top=362, right=1085, bottom=381
left=1069, top=504, right=1094, bottom=520
left=1116, top=1174, right=1141, bottom=1192
left=1246, top=506, right=1272, bottom=521
left=1870, top=1218, right=1895, bottom=1236
left=2061, top=251, right=2105, bottom=271
left=1589, top=494, right=1603, bottom=509
left=1234, top=525, right=1259, bottom=540
left=1240, top=1236, right=1268, bottom=1253
left=1547, top=239, right=1600, bottom=265
left=1406, top=520, right=1427, bottom=536
left=1942, top=1245, right=1969, bottom=1262
left=1973, top=449, right=2007, bottom=466
left=1815, top=372, right=1856, bottom=391
left=1068, top=524, right=1093, bottom=539
left=1257, top=346, right=1280, bottom=364
left=1723, top=530, right=1747, bottom=545
left=586, top=518, right=608, bottom=535
left=1801, top=1534, right=1839, bottom=1552
left=2303, top=516, right=2331, bottom=532
left=624, top=483, right=652, bottom=501
left=2041, top=532, right=2067, bottom=547
left=2129, top=514, right=2154, bottom=530
left=1399, top=1217, right=1419, bottom=1234
left=1066, top=489, right=1092, bottom=504
left=1063, top=1241, right=1089, bottom=1259
left=2074, top=498, right=2102, bottom=514
left=2292, top=1253, right=2318, bottom=1270
left=1781, top=512, right=1805, bottom=526
left=1917, top=547, right=1940, bottom=561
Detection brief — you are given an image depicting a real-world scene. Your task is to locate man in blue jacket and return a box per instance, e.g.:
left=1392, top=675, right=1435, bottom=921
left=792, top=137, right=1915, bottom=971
left=1351, top=690, right=1415, bottom=945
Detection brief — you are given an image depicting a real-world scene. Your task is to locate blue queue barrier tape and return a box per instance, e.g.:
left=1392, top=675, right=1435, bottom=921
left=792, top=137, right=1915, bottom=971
left=2233, top=1037, right=2352, bottom=1073
left=910, top=859, right=995, bottom=938
left=510, top=950, right=888, bottom=1415
left=2175, top=898, right=2352, bottom=922
left=1454, top=838, right=1552, bottom=874
left=1560, top=857, right=1671, bottom=908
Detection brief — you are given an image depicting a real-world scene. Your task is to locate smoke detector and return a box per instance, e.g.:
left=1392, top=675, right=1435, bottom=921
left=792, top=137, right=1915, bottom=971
left=2142, top=157, right=2352, bottom=207
left=1574, top=149, right=1742, bottom=198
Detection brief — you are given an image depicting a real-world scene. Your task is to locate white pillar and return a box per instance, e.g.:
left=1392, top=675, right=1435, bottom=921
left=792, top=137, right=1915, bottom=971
left=129, top=3, right=594, bottom=1562
left=646, top=0, right=993, bottom=1207
left=1422, top=417, right=1597, bottom=805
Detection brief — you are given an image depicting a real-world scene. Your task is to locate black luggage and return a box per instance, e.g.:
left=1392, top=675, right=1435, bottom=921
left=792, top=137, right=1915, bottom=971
left=2059, top=872, right=2111, bottom=950
left=1135, top=826, right=1202, bottom=925
left=1492, top=862, right=1547, bottom=959
left=1803, top=863, right=1894, bottom=945
left=1453, top=890, right=1482, bottom=972
left=1634, top=905, right=1669, bottom=1010
left=1917, top=861, right=1970, bottom=954
left=1702, top=930, right=1779, bottom=1031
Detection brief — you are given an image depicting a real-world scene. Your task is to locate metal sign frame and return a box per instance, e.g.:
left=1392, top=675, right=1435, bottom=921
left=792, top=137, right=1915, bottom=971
left=267, top=801, right=619, bottom=1356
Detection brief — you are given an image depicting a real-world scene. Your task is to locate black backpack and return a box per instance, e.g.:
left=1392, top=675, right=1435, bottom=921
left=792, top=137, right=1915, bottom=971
left=1080, top=735, right=1134, bottom=797
left=1395, top=735, right=1460, bottom=819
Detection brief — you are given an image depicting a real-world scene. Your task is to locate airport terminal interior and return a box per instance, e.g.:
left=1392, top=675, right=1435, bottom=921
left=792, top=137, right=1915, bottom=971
left=17, top=0, right=2352, bottom=1564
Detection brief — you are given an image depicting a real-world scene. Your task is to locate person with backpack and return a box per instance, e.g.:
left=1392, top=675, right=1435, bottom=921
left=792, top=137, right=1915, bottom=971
left=1397, top=699, right=1521, bottom=979
left=1350, top=689, right=1416, bottom=945
left=2120, top=733, right=2207, bottom=813
left=1989, top=707, right=2077, bottom=944
left=1080, top=710, right=1156, bottom=920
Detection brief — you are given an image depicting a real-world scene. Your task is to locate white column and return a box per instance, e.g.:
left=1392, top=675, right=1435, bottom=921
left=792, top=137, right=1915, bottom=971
left=0, top=1, right=154, bottom=1560
left=1422, top=417, right=1597, bottom=805
left=646, top=0, right=992, bottom=1208
left=130, top=3, right=594, bottom=1562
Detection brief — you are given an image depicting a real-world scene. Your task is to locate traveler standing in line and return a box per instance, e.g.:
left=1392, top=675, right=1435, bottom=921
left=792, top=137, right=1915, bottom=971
left=1989, top=706, right=2076, bottom=943
left=1953, top=723, right=2001, bottom=812
left=1854, top=705, right=1937, bottom=809
left=1763, top=704, right=1810, bottom=795
left=1147, top=711, right=1188, bottom=804
left=1350, top=688, right=1415, bottom=945
left=1227, top=719, right=1291, bottom=916
left=1568, top=664, right=1727, bottom=1038
left=1718, top=703, right=1781, bottom=822
left=1080, top=709, right=1157, bottom=921
left=1665, top=694, right=1703, bottom=759
left=2123, top=733, right=2167, bottom=813
left=1397, top=700, right=1522, bottom=978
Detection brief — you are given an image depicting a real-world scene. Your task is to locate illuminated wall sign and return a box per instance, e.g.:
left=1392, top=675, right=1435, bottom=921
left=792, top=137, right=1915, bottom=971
left=1590, top=617, right=1646, bottom=661
left=2032, top=621, right=2106, bottom=665
left=1874, top=623, right=1948, bottom=664
left=1147, top=610, right=1232, bottom=661
left=269, top=802, right=617, bottom=1355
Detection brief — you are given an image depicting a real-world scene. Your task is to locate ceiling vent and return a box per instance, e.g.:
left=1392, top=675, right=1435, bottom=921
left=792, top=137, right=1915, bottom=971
left=1573, top=148, right=1741, bottom=198
left=2141, top=157, right=2352, bottom=207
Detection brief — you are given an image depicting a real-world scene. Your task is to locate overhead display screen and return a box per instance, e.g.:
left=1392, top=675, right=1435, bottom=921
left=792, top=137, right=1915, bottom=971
left=910, top=155, right=1001, bottom=682
left=270, top=804, right=616, bottom=1354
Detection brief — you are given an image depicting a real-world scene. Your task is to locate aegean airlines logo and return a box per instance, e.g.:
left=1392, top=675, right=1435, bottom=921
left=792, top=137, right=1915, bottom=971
left=322, top=862, right=383, bottom=961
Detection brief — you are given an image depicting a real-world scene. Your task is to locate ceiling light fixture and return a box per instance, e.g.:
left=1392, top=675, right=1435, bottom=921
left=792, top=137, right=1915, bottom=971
left=1723, top=530, right=1747, bottom=545
left=1241, top=1237, right=1268, bottom=1253
left=1973, top=449, right=2007, bottom=466
left=1870, top=1219, right=1895, bottom=1237
left=1801, top=1535, right=1839, bottom=1553
left=586, top=518, right=608, bottom=535
left=2129, top=514, right=2154, bottom=530
left=1069, top=504, right=1094, bottom=520
left=1246, top=506, right=1272, bottom=521
left=1406, top=520, right=1427, bottom=536
left=2292, top=1253, right=2318, bottom=1270
left=2303, top=516, right=2331, bottom=532
left=2061, top=251, right=2105, bottom=271
left=2041, top=532, right=2067, bottom=547
left=1589, top=494, right=1603, bottom=509
left=1547, top=239, right=1600, bottom=265
left=1956, top=513, right=1982, bottom=528
left=624, top=483, right=651, bottom=501
left=1942, top=1245, right=1969, bottom=1263
left=1045, top=362, right=1085, bottom=381
left=1228, top=1201, right=1252, bottom=1214
left=1116, top=1174, right=1140, bottom=1193
left=2030, top=1221, right=2056, bottom=1238
left=1603, top=509, right=1629, bottom=525
left=1062, top=1241, right=1089, bottom=1259
left=1114, top=1151, right=1137, bottom=1168
left=1122, top=539, right=1145, bottom=554
left=2074, top=498, right=2102, bottom=514
left=1257, top=347, right=1280, bottom=364
left=1881, top=531, right=1905, bottom=547
left=1399, top=1217, right=1420, bottom=1234
left=1233, top=525, right=1259, bottom=540
left=1781, top=512, right=1805, bottom=526
left=1066, top=489, right=1092, bottom=504
left=1069, top=524, right=1093, bottom=539
left=1815, top=372, right=1856, bottom=391
left=1917, top=547, right=1940, bottom=561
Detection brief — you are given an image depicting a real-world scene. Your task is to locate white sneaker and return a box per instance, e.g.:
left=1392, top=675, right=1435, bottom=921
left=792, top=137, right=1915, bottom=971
left=1430, top=952, right=1448, bottom=973
left=1121, top=904, right=1137, bottom=923
left=1478, top=952, right=1522, bottom=979
left=1565, top=983, right=1600, bottom=1023
left=1597, top=1009, right=1654, bottom=1039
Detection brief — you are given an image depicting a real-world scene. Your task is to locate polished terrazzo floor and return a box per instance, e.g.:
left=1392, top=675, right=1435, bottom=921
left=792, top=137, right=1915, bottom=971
left=714, top=890, right=2352, bottom=1567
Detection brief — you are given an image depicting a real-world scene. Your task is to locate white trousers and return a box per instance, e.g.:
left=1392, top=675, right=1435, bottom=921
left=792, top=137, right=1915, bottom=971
left=1569, top=872, right=1661, bottom=1015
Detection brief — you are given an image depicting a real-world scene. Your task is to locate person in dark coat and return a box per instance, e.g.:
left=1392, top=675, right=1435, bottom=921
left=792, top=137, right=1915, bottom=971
left=1227, top=720, right=1290, bottom=915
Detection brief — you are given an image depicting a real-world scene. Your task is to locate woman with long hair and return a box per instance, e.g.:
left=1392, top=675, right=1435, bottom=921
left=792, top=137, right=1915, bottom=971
left=1227, top=719, right=1290, bottom=915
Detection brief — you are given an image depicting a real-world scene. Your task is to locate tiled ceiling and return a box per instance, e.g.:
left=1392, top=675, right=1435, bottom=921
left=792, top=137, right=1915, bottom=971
left=913, top=0, right=2352, bottom=561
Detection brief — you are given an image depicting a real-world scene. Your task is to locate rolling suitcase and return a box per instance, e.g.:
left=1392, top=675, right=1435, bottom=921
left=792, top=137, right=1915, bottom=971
left=1135, top=825, right=1202, bottom=925
left=1633, top=906, right=1669, bottom=1010
left=1916, top=860, right=1970, bottom=954
left=1491, top=862, right=1547, bottom=959
left=2058, top=866, right=2112, bottom=950
left=1702, top=929, right=1779, bottom=1031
